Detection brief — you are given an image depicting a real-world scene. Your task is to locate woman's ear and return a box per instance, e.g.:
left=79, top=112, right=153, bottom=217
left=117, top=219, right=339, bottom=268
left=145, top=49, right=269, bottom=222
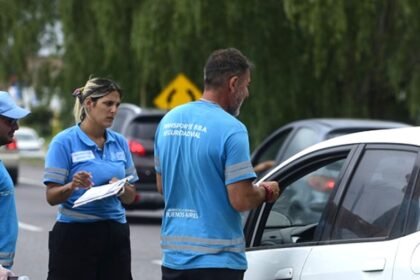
left=84, top=97, right=93, bottom=112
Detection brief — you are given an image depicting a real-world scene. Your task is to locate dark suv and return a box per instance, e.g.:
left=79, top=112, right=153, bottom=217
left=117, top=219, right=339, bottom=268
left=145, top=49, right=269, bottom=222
left=111, top=103, right=166, bottom=210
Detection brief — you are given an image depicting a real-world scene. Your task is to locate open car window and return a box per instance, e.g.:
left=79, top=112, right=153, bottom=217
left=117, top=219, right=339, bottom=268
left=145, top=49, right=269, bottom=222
left=255, top=153, right=350, bottom=247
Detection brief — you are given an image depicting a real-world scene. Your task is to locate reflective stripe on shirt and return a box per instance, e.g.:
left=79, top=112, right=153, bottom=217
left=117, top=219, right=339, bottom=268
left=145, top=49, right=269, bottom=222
left=58, top=206, right=103, bottom=221
left=125, top=166, right=137, bottom=177
left=0, top=252, right=14, bottom=267
left=44, top=167, right=69, bottom=184
left=225, top=161, right=255, bottom=182
left=0, top=190, right=13, bottom=196
left=161, top=235, right=245, bottom=254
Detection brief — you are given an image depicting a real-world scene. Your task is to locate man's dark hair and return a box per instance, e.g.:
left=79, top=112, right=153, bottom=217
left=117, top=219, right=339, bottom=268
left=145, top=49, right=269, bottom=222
left=203, top=48, right=253, bottom=89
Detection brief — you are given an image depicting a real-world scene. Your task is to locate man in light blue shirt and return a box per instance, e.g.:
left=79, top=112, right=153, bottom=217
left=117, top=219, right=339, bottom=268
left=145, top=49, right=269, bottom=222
left=155, top=48, right=280, bottom=280
left=0, top=91, right=30, bottom=276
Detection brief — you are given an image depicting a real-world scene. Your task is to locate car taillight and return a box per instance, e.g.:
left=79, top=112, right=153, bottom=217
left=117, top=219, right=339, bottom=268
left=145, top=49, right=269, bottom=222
left=129, top=139, right=146, bottom=156
left=6, top=139, right=17, bottom=150
left=307, top=175, right=335, bottom=192
left=325, top=179, right=335, bottom=190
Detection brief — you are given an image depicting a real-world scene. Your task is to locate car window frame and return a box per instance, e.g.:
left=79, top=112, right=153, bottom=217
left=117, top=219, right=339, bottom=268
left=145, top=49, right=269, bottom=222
left=250, top=127, right=294, bottom=166
left=277, top=126, right=324, bottom=163
left=245, top=144, right=360, bottom=248
left=318, top=143, right=420, bottom=244
left=110, top=103, right=142, bottom=134
left=125, top=114, right=165, bottom=139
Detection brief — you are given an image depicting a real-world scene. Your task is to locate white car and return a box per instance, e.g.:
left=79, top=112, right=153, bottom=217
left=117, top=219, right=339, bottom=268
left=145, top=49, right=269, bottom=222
left=244, top=126, right=420, bottom=280
left=14, top=127, right=45, bottom=158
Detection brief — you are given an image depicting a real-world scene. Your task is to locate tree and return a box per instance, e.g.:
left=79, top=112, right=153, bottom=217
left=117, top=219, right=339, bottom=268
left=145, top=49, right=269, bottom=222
left=0, top=0, right=55, bottom=89
left=281, top=0, right=418, bottom=121
left=3, top=0, right=420, bottom=148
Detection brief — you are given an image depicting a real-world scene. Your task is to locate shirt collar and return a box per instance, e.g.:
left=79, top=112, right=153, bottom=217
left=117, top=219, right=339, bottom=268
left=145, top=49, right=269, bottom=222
left=75, top=124, right=116, bottom=147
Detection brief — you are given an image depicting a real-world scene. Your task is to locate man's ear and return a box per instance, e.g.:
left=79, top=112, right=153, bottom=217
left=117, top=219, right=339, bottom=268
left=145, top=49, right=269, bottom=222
left=228, top=75, right=239, bottom=92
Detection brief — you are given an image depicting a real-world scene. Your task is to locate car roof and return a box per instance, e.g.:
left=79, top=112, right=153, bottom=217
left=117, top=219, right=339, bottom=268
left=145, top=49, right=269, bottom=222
left=280, top=118, right=410, bottom=130
left=130, top=109, right=166, bottom=121
left=262, top=126, right=420, bottom=180
left=15, top=126, right=38, bottom=135
left=118, top=103, right=143, bottom=113
left=119, top=103, right=166, bottom=114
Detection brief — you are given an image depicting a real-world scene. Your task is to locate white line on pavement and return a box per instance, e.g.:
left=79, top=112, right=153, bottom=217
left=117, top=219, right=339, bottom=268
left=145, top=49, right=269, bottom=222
left=18, top=222, right=43, bottom=232
left=152, top=259, right=162, bottom=266
left=19, top=177, right=44, bottom=187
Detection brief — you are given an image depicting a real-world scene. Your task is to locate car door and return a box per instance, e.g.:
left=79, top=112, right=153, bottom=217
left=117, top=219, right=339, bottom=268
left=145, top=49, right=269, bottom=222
left=300, top=144, right=418, bottom=280
left=245, top=144, right=419, bottom=280
left=245, top=145, right=360, bottom=280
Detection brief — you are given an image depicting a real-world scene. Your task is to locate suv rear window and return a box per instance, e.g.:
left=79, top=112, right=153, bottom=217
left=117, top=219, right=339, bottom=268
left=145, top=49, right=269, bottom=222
left=127, top=122, right=159, bottom=139
left=126, top=116, right=163, bottom=139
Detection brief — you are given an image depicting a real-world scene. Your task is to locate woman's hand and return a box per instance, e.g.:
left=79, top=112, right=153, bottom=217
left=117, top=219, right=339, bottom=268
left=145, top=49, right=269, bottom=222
left=110, top=177, right=137, bottom=205
left=46, top=171, right=93, bottom=206
left=70, top=171, right=94, bottom=190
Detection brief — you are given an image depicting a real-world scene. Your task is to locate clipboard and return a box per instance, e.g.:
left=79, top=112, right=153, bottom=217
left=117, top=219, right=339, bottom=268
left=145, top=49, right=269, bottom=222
left=72, top=175, right=134, bottom=208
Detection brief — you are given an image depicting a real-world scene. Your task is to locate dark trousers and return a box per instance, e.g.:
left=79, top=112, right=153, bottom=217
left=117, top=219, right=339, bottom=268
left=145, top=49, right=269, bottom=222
left=47, top=221, right=132, bottom=280
left=162, top=266, right=245, bottom=280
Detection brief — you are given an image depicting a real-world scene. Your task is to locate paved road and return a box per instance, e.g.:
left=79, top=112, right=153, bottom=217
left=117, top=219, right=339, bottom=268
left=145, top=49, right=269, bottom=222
left=13, top=160, right=163, bottom=280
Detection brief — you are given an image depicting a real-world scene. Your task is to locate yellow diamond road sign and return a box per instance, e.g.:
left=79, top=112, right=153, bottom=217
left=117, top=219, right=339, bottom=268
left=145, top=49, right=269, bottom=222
left=154, top=73, right=202, bottom=110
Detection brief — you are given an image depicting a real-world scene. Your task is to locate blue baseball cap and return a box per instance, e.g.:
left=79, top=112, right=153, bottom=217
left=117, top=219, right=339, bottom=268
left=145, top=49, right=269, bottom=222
left=0, top=91, right=30, bottom=119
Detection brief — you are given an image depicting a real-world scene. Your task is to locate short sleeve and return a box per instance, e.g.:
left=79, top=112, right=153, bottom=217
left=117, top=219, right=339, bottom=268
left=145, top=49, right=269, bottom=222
left=43, top=139, right=71, bottom=185
left=224, top=130, right=256, bottom=185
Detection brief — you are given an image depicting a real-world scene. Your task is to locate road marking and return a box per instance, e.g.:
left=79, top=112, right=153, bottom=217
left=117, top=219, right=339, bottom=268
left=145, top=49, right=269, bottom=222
left=152, top=259, right=162, bottom=266
left=19, top=177, right=44, bottom=187
left=19, top=222, right=43, bottom=232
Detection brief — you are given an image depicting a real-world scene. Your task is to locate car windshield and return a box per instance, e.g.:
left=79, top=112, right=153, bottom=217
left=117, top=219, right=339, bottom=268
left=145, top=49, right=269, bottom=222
left=16, top=134, right=36, bottom=141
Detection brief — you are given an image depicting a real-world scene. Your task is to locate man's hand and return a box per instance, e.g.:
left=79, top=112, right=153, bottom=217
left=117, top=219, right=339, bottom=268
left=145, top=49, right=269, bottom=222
left=259, top=181, right=281, bottom=203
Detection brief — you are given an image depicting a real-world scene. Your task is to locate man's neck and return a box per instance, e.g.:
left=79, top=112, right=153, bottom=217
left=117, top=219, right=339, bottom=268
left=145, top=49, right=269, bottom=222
left=201, top=90, right=227, bottom=109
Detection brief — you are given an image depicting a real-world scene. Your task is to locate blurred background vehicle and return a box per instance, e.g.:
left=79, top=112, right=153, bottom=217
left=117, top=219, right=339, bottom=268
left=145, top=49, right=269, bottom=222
left=111, top=103, right=166, bottom=210
left=112, top=103, right=143, bottom=135
left=251, top=118, right=411, bottom=177
left=0, top=138, right=19, bottom=184
left=14, top=126, right=45, bottom=158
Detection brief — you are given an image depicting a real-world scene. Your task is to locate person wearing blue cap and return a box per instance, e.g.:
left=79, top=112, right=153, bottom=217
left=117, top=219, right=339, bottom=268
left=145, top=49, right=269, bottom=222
left=0, top=91, right=30, bottom=278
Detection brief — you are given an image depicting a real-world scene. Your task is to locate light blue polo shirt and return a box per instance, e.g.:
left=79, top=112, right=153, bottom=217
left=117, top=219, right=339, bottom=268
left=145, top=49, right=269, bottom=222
left=155, top=100, right=257, bottom=270
left=43, top=125, right=138, bottom=223
left=0, top=161, right=17, bottom=268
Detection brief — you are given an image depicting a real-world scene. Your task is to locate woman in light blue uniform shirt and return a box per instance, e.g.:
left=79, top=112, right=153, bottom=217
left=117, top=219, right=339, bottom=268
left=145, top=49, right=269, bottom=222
left=43, top=77, right=139, bottom=280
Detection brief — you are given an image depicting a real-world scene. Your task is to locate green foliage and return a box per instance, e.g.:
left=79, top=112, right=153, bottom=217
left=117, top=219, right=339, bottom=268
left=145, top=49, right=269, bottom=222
left=22, top=105, right=54, bottom=137
left=282, top=0, right=413, bottom=120
left=3, top=0, right=420, bottom=148
left=0, top=0, right=55, bottom=83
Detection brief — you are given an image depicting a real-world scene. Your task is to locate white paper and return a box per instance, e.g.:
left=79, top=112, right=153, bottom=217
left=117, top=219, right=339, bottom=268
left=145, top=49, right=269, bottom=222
left=72, top=175, right=134, bottom=208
